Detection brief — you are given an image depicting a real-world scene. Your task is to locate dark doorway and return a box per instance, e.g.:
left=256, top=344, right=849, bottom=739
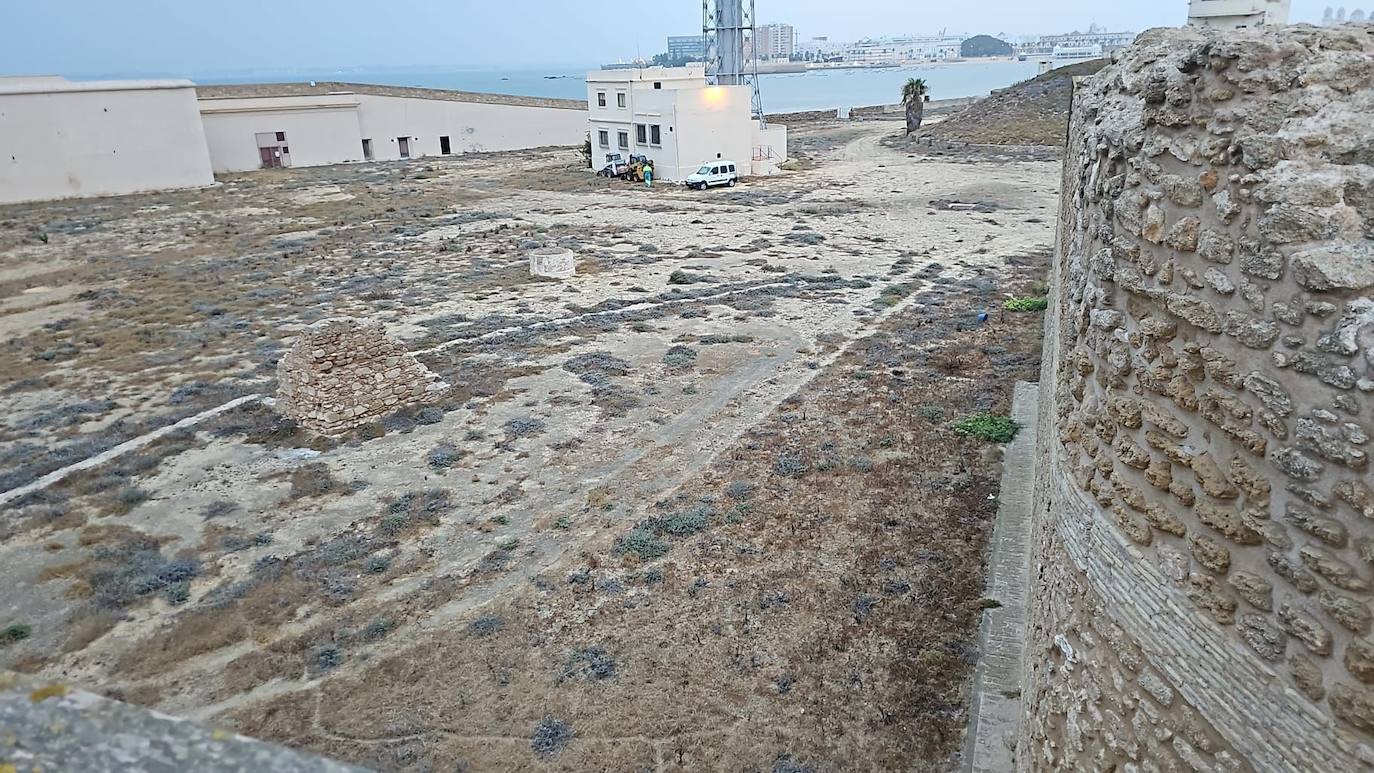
left=440, top=136, right=452, bottom=155
left=254, top=131, right=290, bottom=168
left=397, top=137, right=411, bottom=159
left=362, top=138, right=373, bottom=160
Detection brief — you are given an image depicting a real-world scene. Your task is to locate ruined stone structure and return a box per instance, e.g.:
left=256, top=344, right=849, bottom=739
left=276, top=319, right=448, bottom=435
left=1023, top=25, right=1374, bottom=771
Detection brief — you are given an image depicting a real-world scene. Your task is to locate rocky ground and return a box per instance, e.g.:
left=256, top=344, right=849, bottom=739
left=0, top=119, right=1058, bottom=771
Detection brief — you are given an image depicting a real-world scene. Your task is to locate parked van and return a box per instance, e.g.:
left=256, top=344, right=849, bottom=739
left=684, top=161, right=739, bottom=190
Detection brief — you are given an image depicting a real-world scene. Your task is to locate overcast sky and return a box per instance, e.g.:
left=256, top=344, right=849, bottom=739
left=0, top=0, right=1339, bottom=76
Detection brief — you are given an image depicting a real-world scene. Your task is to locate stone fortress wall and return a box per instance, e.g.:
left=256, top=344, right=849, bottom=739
left=1021, top=24, right=1374, bottom=771
left=276, top=319, right=449, bottom=435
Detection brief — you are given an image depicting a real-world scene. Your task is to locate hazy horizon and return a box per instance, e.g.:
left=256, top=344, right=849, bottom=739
left=1, top=0, right=1340, bottom=79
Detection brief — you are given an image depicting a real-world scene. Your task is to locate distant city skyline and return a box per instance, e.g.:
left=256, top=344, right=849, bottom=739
left=0, top=0, right=1336, bottom=78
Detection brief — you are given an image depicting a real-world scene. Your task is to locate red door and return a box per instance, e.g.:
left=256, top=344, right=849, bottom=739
left=260, top=147, right=279, bottom=169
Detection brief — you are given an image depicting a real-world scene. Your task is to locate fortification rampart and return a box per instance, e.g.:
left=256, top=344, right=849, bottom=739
left=1023, top=24, right=1374, bottom=771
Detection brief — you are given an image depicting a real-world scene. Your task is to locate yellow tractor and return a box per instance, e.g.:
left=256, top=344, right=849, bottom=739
left=620, top=155, right=653, bottom=182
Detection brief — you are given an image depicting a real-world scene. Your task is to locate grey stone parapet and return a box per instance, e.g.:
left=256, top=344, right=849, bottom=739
left=0, top=672, right=368, bottom=772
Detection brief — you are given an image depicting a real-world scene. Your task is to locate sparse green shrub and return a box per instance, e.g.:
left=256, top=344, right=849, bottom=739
left=649, top=504, right=710, bottom=536
left=469, top=615, right=504, bottom=636
left=917, top=404, right=945, bottom=422
left=663, top=345, right=697, bottom=368
left=642, top=567, right=664, bottom=584
left=1, top=623, right=32, bottom=645
left=427, top=443, right=462, bottom=470
left=563, top=646, right=617, bottom=681
left=464, top=429, right=485, bottom=441
left=504, top=417, right=546, bottom=438
left=725, top=481, right=756, bottom=500
left=554, top=515, right=572, bottom=530
left=316, top=646, right=342, bottom=671
left=774, top=453, right=807, bottom=477
left=667, top=270, right=705, bottom=285
left=363, top=617, right=395, bottom=639
left=415, top=406, right=445, bottom=425
left=952, top=414, right=1020, bottom=443
left=163, top=581, right=191, bottom=605
left=365, top=555, right=390, bottom=574
left=115, top=486, right=148, bottom=508
left=531, top=717, right=574, bottom=759
left=1003, top=296, right=1049, bottom=312
left=615, top=527, right=669, bottom=560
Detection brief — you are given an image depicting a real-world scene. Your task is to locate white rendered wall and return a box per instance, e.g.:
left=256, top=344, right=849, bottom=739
left=199, top=96, right=364, bottom=173
left=669, top=86, right=752, bottom=182
left=354, top=95, right=586, bottom=161
left=0, top=81, right=213, bottom=205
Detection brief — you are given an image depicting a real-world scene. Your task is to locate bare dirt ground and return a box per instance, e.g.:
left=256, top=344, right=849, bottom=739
left=0, top=119, right=1057, bottom=771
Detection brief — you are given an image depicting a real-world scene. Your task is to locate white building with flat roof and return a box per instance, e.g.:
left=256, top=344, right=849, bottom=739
left=196, top=82, right=587, bottom=173
left=1188, top=0, right=1292, bottom=29
left=0, top=76, right=214, bottom=205
left=585, top=65, right=786, bottom=182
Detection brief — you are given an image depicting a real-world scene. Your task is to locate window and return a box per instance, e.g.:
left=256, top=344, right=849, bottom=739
left=654, top=82, right=662, bottom=89
left=617, top=92, right=626, bottom=108
left=635, top=124, right=647, bottom=144
left=727, top=164, right=735, bottom=173
left=598, top=130, right=609, bottom=147
left=440, top=136, right=452, bottom=155
left=597, top=91, right=606, bottom=107
left=275, top=131, right=286, bottom=142
left=650, top=125, right=661, bottom=145
left=361, top=139, right=373, bottom=160
left=711, top=166, right=720, bottom=175
left=618, top=131, right=629, bottom=149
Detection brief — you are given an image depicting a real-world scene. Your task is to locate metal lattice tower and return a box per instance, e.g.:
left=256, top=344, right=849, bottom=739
left=702, top=0, right=766, bottom=126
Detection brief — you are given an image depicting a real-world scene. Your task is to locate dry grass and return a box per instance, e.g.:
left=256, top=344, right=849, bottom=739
left=217, top=273, right=1046, bottom=772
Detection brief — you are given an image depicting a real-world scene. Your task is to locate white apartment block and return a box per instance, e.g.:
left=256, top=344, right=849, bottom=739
left=1188, top=0, right=1292, bottom=29
left=755, top=24, right=797, bottom=59
left=585, top=65, right=787, bottom=182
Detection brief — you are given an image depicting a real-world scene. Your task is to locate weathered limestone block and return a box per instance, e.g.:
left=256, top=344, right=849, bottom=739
left=276, top=318, right=449, bottom=435
left=529, top=247, right=576, bottom=279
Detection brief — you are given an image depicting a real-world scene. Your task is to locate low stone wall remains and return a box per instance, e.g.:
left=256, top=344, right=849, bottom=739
left=276, top=319, right=448, bottom=435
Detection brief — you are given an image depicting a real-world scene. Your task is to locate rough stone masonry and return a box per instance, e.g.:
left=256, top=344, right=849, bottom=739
left=276, top=319, right=448, bottom=435
left=1023, top=24, right=1374, bottom=772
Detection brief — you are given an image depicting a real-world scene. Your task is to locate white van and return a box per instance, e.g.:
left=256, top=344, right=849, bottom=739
left=684, top=161, right=739, bottom=190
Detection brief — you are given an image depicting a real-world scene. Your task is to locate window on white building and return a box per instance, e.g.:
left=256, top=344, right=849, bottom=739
left=635, top=124, right=647, bottom=144
left=618, top=131, right=629, bottom=149
left=650, top=125, right=661, bottom=146
left=617, top=92, right=627, bottom=108
left=597, top=92, right=606, bottom=107
left=598, top=130, right=609, bottom=147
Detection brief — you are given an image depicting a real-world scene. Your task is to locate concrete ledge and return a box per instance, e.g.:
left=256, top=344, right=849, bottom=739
left=0, top=672, right=366, bottom=772
left=963, top=380, right=1039, bottom=773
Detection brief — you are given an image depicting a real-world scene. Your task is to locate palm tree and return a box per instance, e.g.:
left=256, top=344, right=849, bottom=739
left=902, top=78, right=929, bottom=135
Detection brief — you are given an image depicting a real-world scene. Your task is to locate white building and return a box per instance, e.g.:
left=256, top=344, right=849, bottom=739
left=0, top=76, right=214, bottom=205
left=756, top=24, right=797, bottom=59
left=844, top=41, right=903, bottom=65
left=1188, top=0, right=1292, bottom=29
left=892, top=35, right=965, bottom=61
left=585, top=65, right=786, bottom=181
left=196, top=82, right=587, bottom=173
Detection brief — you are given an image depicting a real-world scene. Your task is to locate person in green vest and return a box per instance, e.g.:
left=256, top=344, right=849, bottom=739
left=644, top=160, right=654, bottom=188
